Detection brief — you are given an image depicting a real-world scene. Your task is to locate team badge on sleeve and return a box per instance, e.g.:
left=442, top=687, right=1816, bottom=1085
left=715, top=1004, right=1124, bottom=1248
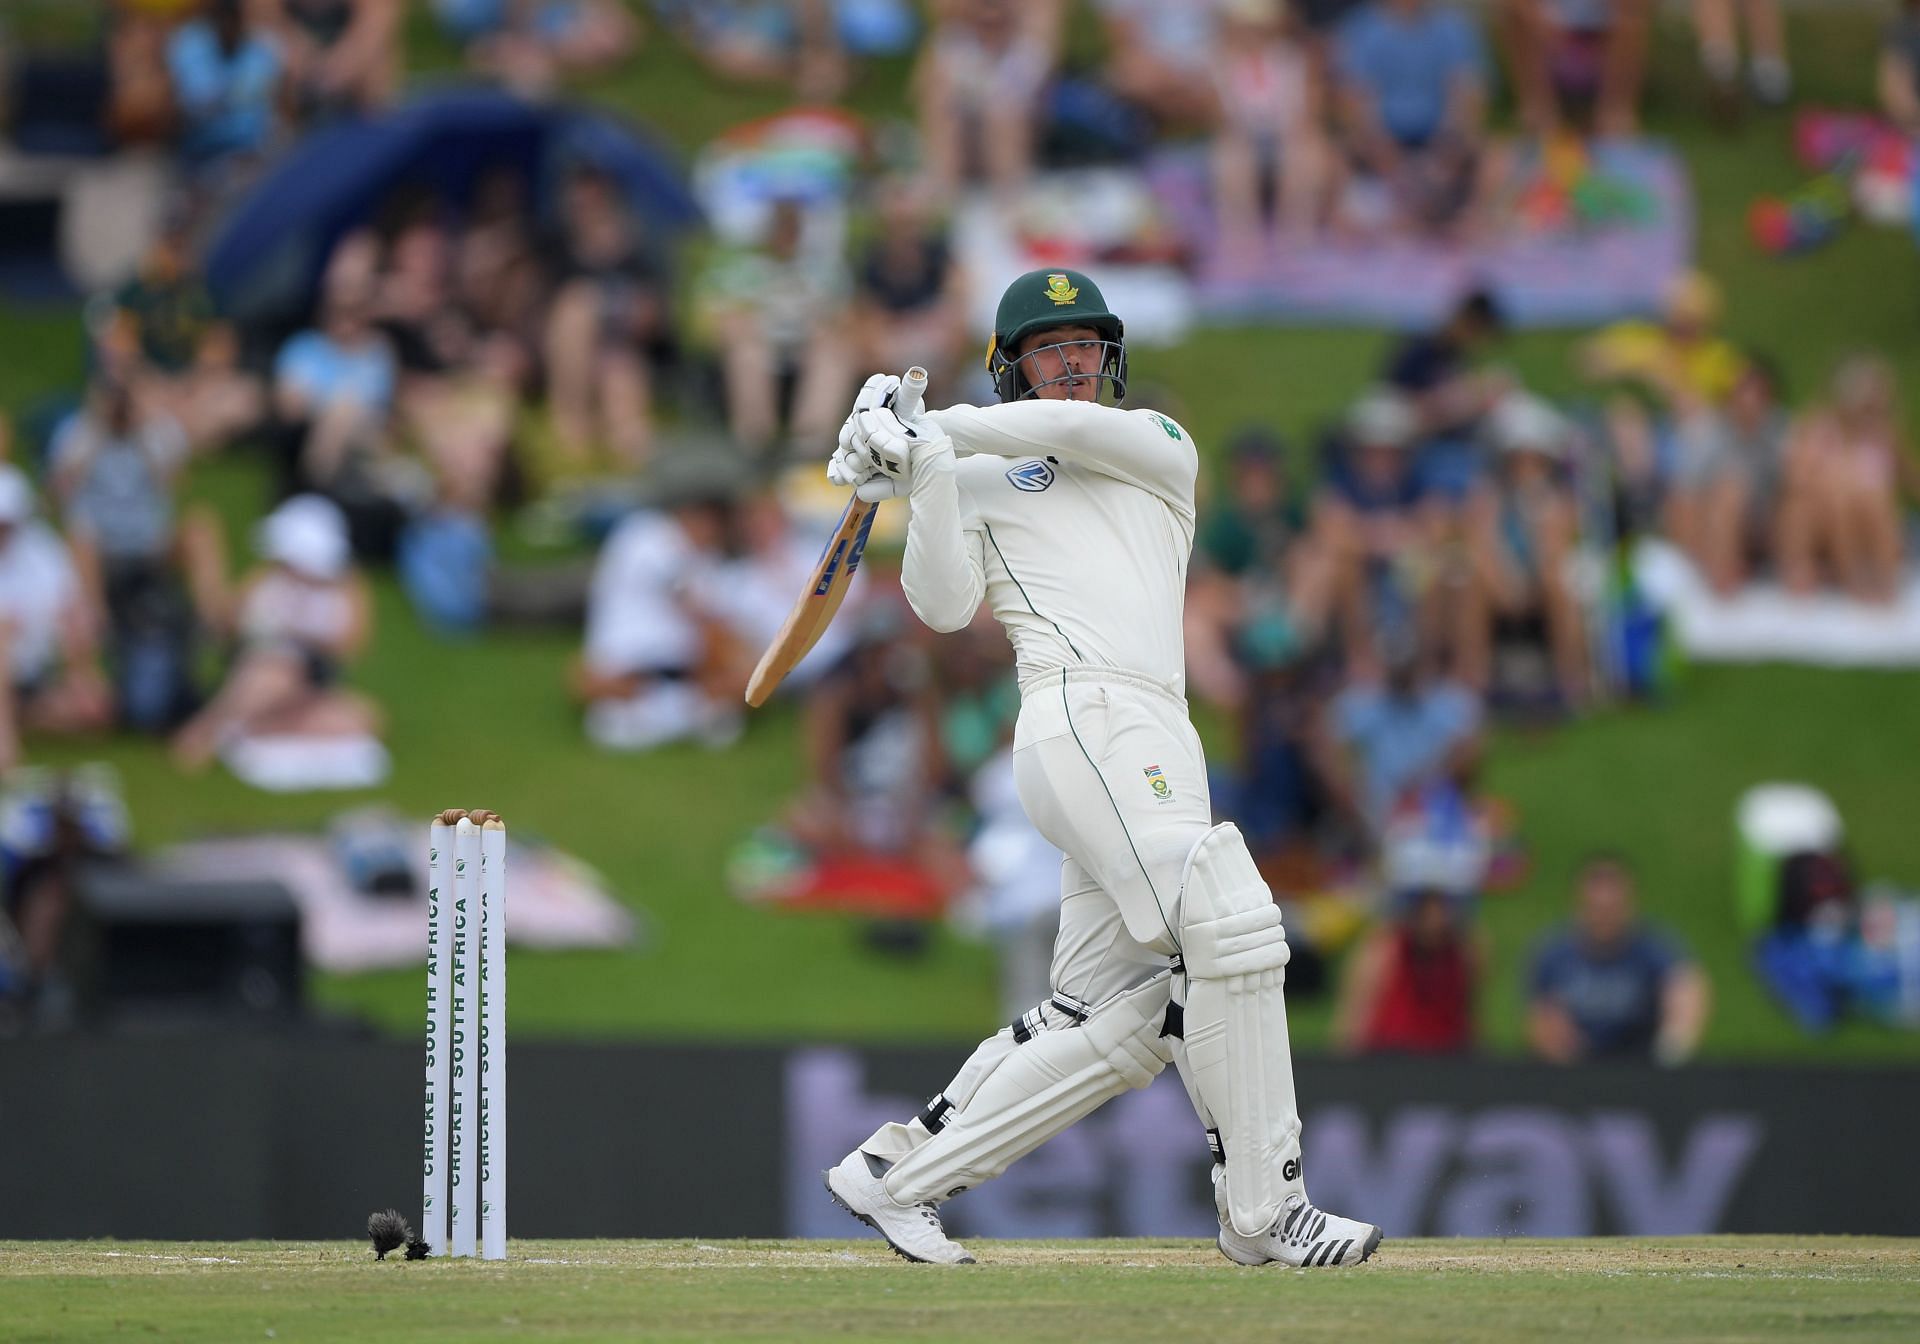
left=1144, top=765, right=1172, bottom=801
left=1007, top=459, right=1055, bottom=492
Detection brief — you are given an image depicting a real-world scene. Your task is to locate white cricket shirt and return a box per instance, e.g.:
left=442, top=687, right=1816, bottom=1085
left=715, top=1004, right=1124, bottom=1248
left=903, top=399, right=1198, bottom=695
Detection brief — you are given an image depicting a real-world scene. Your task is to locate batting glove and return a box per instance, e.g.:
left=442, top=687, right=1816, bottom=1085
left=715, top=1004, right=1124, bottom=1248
left=850, top=372, right=901, bottom=418
left=827, top=403, right=891, bottom=490
left=832, top=374, right=899, bottom=466
left=826, top=441, right=864, bottom=489
left=828, top=374, right=938, bottom=497
left=827, top=448, right=898, bottom=498
left=843, top=407, right=953, bottom=501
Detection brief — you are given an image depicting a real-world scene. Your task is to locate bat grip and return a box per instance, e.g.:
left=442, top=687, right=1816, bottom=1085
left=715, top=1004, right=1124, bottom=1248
left=894, top=366, right=929, bottom=423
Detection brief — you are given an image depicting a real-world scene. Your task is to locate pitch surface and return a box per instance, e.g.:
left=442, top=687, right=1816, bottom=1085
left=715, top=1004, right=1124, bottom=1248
left=4, top=1237, right=1917, bottom=1342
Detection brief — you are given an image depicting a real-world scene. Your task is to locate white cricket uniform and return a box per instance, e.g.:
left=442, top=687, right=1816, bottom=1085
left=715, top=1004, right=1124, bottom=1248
left=904, top=397, right=1214, bottom=1005
left=845, top=396, right=1349, bottom=1250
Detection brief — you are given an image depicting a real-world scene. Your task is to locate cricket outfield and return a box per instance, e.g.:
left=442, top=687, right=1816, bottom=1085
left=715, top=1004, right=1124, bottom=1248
left=4, top=1238, right=1916, bottom=1342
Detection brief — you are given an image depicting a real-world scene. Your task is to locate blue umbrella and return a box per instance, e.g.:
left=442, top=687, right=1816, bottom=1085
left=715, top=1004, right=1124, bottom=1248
left=206, top=87, right=701, bottom=324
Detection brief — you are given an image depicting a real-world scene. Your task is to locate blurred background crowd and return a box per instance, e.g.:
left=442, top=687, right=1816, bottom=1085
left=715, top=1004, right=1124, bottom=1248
left=1, top=0, right=1917, bottom=1066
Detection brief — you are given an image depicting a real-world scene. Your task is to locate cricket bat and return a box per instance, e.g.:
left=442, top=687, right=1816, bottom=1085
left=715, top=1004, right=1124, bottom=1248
left=744, top=366, right=927, bottom=708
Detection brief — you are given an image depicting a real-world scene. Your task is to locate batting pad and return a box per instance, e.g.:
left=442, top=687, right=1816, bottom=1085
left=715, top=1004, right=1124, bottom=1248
left=856, top=1026, right=1022, bottom=1169
left=1178, top=823, right=1303, bottom=1239
left=882, top=974, right=1173, bottom=1207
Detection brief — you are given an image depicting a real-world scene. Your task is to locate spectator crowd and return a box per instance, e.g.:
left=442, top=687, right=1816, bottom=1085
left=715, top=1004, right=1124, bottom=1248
left=7, top=0, right=1920, bottom=1054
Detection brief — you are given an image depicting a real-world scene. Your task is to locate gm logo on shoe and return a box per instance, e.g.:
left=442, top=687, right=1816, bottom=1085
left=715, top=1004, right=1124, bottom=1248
left=1283, top=1159, right=1301, bottom=1181
left=1007, top=459, right=1055, bottom=492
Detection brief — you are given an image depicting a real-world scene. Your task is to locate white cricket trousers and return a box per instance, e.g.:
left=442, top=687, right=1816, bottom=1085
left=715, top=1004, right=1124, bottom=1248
left=853, top=665, right=1216, bottom=1194
left=1012, top=666, right=1215, bottom=1005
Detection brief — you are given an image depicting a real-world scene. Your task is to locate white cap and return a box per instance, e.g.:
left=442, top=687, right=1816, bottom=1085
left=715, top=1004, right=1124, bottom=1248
left=1738, top=783, right=1843, bottom=856
left=1488, top=391, right=1569, bottom=459
left=0, top=464, right=34, bottom=523
left=258, top=494, right=351, bottom=580
left=1346, top=389, right=1418, bottom=450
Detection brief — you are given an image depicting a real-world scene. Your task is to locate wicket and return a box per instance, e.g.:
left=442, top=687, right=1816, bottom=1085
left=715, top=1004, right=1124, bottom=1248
left=423, top=809, right=507, bottom=1259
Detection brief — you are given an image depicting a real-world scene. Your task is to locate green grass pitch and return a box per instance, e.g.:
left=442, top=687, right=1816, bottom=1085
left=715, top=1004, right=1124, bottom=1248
left=4, top=1238, right=1917, bottom=1342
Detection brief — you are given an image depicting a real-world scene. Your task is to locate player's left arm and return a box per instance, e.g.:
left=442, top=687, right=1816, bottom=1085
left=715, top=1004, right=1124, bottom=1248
left=924, top=400, right=1198, bottom=518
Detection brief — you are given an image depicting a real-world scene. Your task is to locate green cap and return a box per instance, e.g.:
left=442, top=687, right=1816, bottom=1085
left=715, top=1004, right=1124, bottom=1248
left=989, top=268, right=1123, bottom=366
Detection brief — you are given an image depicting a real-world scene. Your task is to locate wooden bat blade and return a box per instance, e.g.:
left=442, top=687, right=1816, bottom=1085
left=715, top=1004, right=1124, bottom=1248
left=744, top=494, right=878, bottom=707
left=747, top=366, right=920, bottom=708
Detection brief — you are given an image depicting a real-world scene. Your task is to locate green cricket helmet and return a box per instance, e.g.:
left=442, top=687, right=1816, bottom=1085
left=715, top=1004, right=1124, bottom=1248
left=986, top=268, right=1128, bottom=404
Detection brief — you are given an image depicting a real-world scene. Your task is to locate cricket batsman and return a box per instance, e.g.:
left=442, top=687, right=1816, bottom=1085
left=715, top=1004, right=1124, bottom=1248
left=820, top=269, right=1381, bottom=1267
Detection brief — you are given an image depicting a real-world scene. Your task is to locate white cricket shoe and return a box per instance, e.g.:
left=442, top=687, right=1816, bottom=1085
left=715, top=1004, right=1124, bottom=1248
left=1217, top=1191, right=1382, bottom=1268
left=823, top=1149, right=975, bottom=1265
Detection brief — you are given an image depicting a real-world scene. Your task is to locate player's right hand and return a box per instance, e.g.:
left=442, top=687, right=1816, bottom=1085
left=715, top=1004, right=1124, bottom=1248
left=826, top=441, right=888, bottom=494
left=853, top=473, right=903, bottom=503
left=827, top=422, right=903, bottom=500
left=831, top=407, right=951, bottom=500
left=837, top=406, right=912, bottom=481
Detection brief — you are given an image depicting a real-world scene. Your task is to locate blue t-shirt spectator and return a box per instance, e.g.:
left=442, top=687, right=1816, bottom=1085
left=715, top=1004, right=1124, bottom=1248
left=433, top=0, right=511, bottom=41
left=1336, top=1, right=1488, bottom=146
left=434, top=0, right=604, bottom=42
left=50, top=403, right=189, bottom=564
left=1528, top=924, right=1680, bottom=1057
left=275, top=331, right=396, bottom=415
left=1331, top=679, right=1480, bottom=822
left=166, top=20, right=282, bottom=163
left=1326, top=447, right=1430, bottom=515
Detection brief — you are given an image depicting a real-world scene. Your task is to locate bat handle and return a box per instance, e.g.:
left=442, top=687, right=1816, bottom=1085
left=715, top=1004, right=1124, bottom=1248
left=896, top=366, right=929, bottom=423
